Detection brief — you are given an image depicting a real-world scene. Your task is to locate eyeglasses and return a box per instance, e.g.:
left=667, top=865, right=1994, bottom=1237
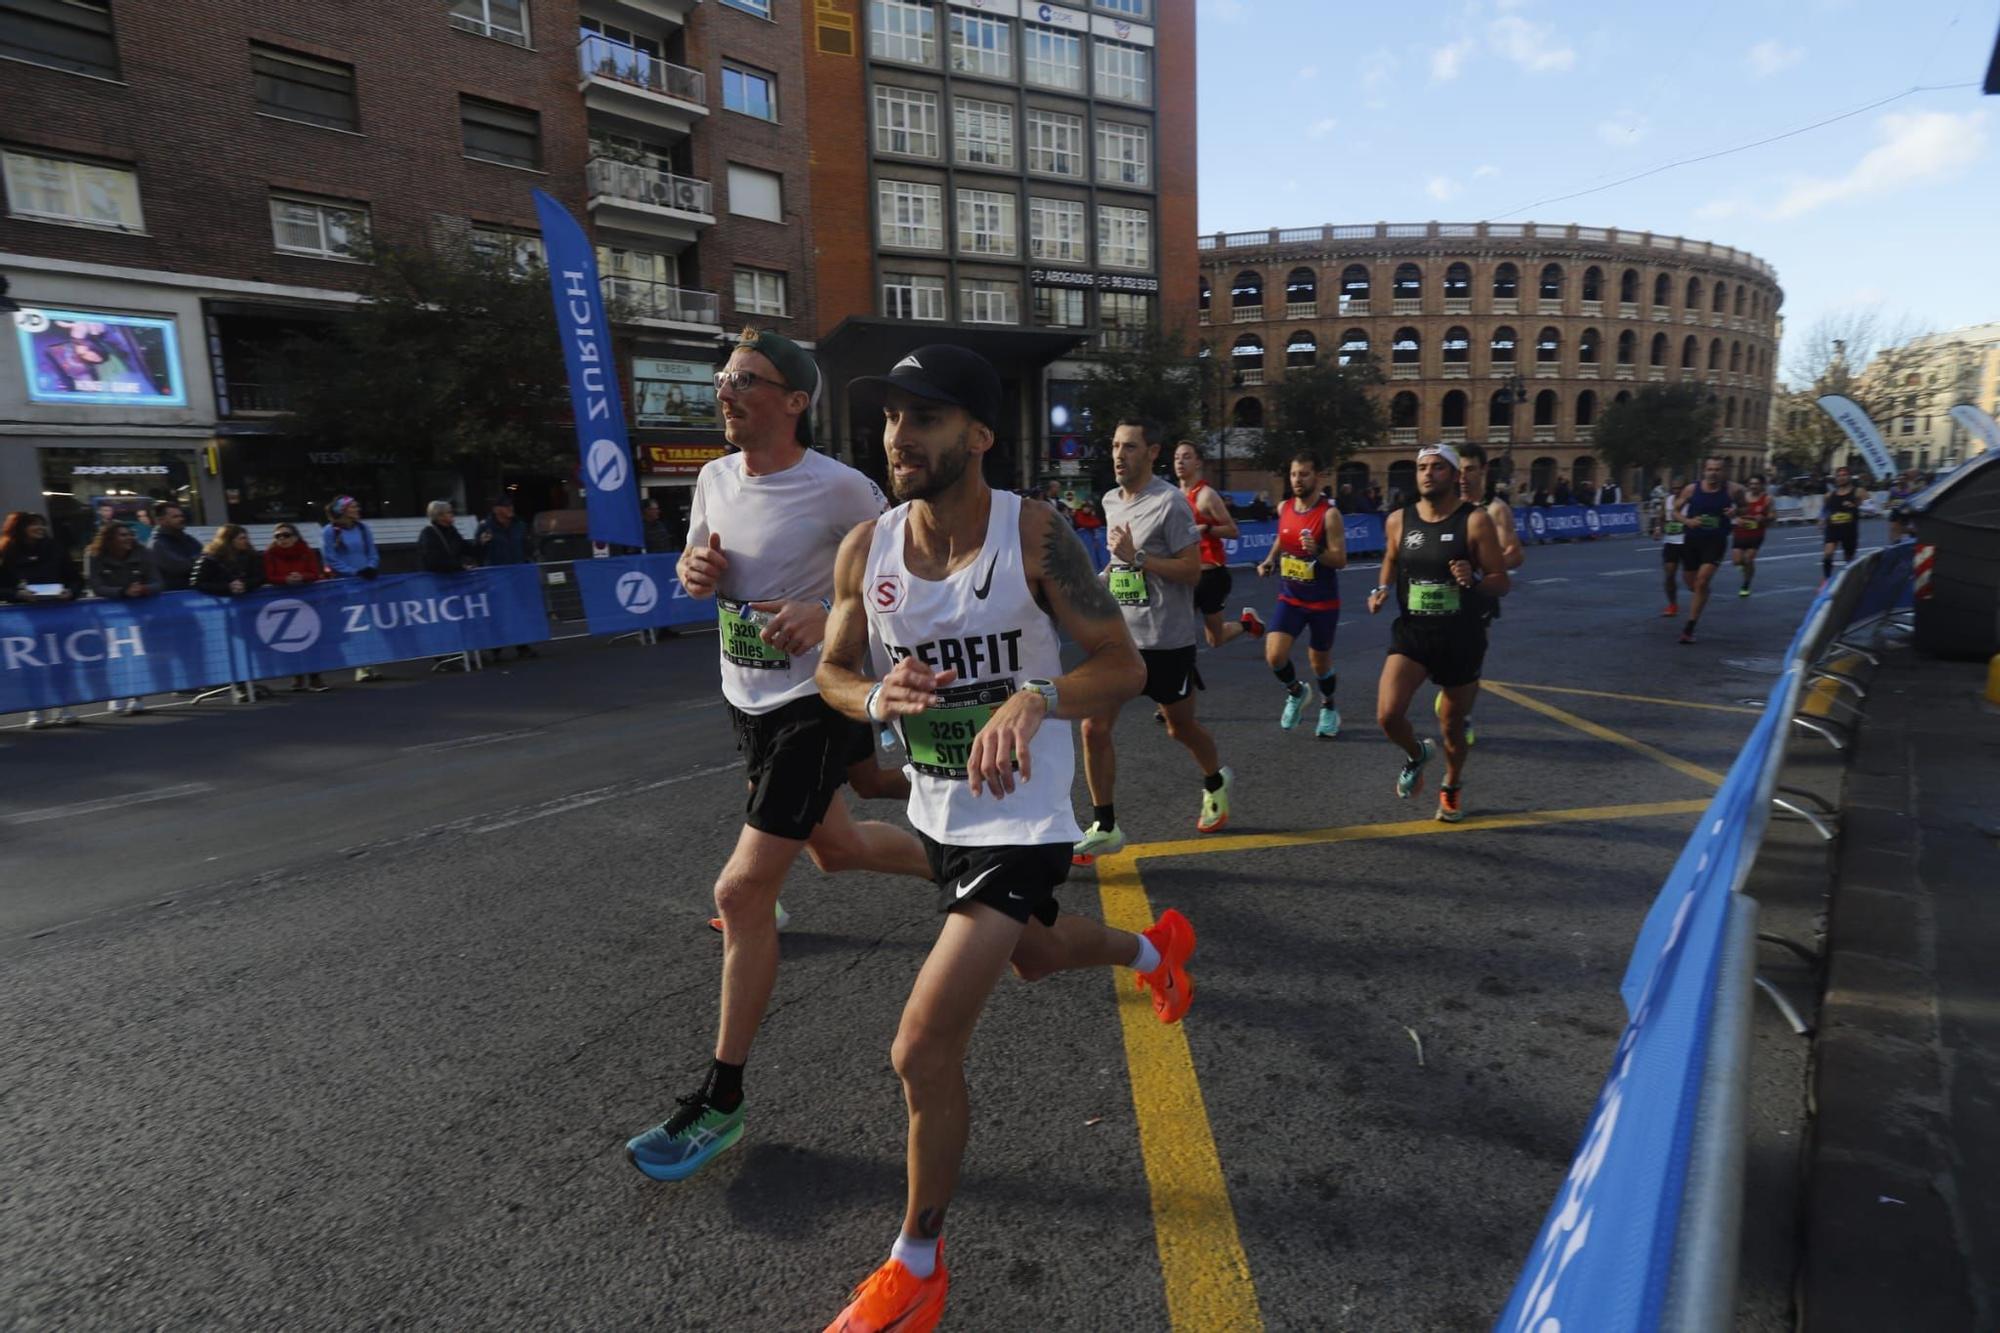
left=274, top=531, right=298, bottom=541
left=714, top=369, right=790, bottom=394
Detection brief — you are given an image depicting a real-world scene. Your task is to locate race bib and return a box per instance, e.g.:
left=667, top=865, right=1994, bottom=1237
left=1829, top=510, right=1854, bottom=524
left=1407, top=580, right=1462, bottom=615
left=1108, top=567, right=1148, bottom=607
left=901, top=679, right=1015, bottom=778
left=1280, top=553, right=1316, bottom=583
left=1693, top=514, right=1721, bottom=529
left=719, top=598, right=788, bottom=669
left=1737, top=518, right=1762, bottom=531
left=1664, top=520, right=1685, bottom=536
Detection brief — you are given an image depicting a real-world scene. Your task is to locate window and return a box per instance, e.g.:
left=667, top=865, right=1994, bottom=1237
left=734, top=267, right=787, bottom=316
left=1097, top=204, right=1149, bottom=269
left=1025, top=109, right=1084, bottom=176
left=873, top=85, right=939, bottom=157
left=1095, top=120, right=1149, bottom=186
left=1093, top=38, right=1150, bottom=102
left=270, top=193, right=369, bottom=260
left=877, top=179, right=943, bottom=249
left=870, top=0, right=934, bottom=63
left=960, top=278, right=1019, bottom=325
left=1093, top=0, right=1148, bottom=14
left=1034, top=285, right=1087, bottom=328
left=953, top=97, right=1014, bottom=168
left=469, top=225, right=543, bottom=272
left=948, top=9, right=1011, bottom=79
left=3, top=150, right=142, bottom=230
left=1028, top=196, right=1086, bottom=263
left=720, top=0, right=772, bottom=15
left=251, top=45, right=358, bottom=132
left=956, top=188, right=1016, bottom=256
left=1022, top=23, right=1083, bottom=90
left=1, top=0, right=118, bottom=78
left=722, top=62, right=777, bottom=120
left=1101, top=292, right=1153, bottom=346
left=727, top=163, right=783, bottom=221
left=883, top=271, right=947, bottom=320
left=449, top=0, right=529, bottom=45
left=461, top=97, right=540, bottom=169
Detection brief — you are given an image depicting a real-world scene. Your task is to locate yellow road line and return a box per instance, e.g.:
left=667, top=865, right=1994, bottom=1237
left=1480, top=681, right=1728, bottom=788
left=1482, top=679, right=1763, bottom=716
left=1801, top=676, right=1844, bottom=718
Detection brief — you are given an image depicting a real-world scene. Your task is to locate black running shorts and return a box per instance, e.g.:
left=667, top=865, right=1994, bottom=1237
left=1825, top=524, right=1859, bottom=558
left=1388, top=617, right=1487, bottom=690
left=728, top=695, right=869, bottom=841
left=918, top=832, right=1067, bottom=927
left=1140, top=644, right=1202, bottom=706
left=1661, top=540, right=1685, bottom=565
left=1680, top=533, right=1728, bottom=571
left=1194, top=565, right=1232, bottom=615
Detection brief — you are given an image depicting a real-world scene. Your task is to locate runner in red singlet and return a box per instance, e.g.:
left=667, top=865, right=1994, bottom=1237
left=1173, top=441, right=1264, bottom=649
left=1731, top=473, right=1774, bottom=597
left=1254, top=452, right=1346, bottom=739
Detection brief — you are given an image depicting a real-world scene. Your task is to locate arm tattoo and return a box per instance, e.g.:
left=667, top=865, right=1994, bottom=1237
left=1042, top=516, right=1121, bottom=620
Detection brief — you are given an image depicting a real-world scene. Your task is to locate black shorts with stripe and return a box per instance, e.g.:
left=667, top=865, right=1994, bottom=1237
left=918, top=832, right=1067, bottom=927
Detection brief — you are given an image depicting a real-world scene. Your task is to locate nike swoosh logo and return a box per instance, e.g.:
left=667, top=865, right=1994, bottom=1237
left=971, top=554, right=998, bottom=600
left=954, top=864, right=1002, bottom=899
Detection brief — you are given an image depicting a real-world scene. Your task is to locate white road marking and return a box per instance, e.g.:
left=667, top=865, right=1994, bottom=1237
left=1529, top=577, right=1570, bottom=585
left=3, top=782, right=213, bottom=826
left=472, top=762, right=741, bottom=833
left=399, top=728, right=544, bottom=754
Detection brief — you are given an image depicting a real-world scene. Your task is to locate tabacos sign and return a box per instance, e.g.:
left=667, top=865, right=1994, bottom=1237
left=254, top=592, right=495, bottom=652
left=1, top=625, right=146, bottom=669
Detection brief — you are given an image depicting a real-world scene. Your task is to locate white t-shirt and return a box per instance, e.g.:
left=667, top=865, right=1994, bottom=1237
left=686, top=448, right=887, bottom=715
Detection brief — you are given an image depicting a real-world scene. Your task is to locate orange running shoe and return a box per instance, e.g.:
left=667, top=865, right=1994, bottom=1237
left=823, top=1253, right=949, bottom=1333
left=1436, top=785, right=1465, bottom=823
left=1135, top=908, right=1197, bottom=1024
left=1660, top=603, right=1679, bottom=617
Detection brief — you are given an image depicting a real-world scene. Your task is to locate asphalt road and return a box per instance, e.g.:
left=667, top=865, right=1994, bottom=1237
left=0, top=519, right=1868, bottom=1330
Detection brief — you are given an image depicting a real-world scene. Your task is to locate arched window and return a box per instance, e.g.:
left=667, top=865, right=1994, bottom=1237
left=1442, top=390, right=1468, bottom=428
left=1232, top=332, right=1264, bottom=370
left=1232, top=397, right=1263, bottom=428
left=1725, top=397, right=1738, bottom=428
left=1536, top=326, right=1561, bottom=364
left=1650, top=331, right=1669, bottom=366
left=1539, top=263, right=1564, bottom=301
left=1708, top=338, right=1723, bottom=370
left=1390, top=391, right=1420, bottom=429
left=1337, top=461, right=1370, bottom=493
left=1196, top=340, right=1210, bottom=359
left=1576, top=389, right=1598, bottom=427
left=1581, top=265, right=1604, bottom=302
left=1686, top=276, right=1702, bottom=310
left=1620, top=268, right=1640, bottom=304
left=1493, top=262, right=1519, bottom=299
left=1578, top=327, right=1602, bottom=364
left=1653, top=272, right=1672, bottom=307
left=1338, top=328, right=1370, bottom=366
left=1393, top=262, right=1422, bottom=302
left=1733, top=286, right=1746, bottom=316
left=1286, top=267, right=1317, bottom=307
left=1442, top=326, right=1470, bottom=364
left=1530, top=455, right=1558, bottom=493
left=1534, top=389, right=1557, bottom=426
left=1392, top=326, right=1421, bottom=365
left=1615, top=329, right=1636, bottom=365
left=1387, top=459, right=1417, bottom=502
left=1573, top=457, right=1597, bottom=489
left=1681, top=334, right=1699, bottom=369
left=1198, top=276, right=1211, bottom=314
left=1729, top=341, right=1742, bottom=372
left=1489, top=389, right=1515, bottom=427
left=1490, top=326, right=1518, bottom=364
left=1340, top=264, right=1371, bottom=310
left=1444, top=261, right=1472, bottom=300
left=1711, top=281, right=1727, bottom=313
left=1230, top=270, right=1263, bottom=312
left=1286, top=330, right=1316, bottom=369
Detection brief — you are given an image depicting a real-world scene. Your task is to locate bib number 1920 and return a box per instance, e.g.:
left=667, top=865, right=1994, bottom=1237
left=719, top=599, right=788, bottom=669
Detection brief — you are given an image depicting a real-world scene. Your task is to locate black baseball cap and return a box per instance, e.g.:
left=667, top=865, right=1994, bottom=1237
left=734, top=327, right=820, bottom=445
left=849, top=345, right=1001, bottom=430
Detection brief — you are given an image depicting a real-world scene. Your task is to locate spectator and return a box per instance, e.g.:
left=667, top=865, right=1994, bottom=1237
left=126, top=505, right=153, bottom=547
left=148, top=501, right=201, bottom=589
left=321, top=495, right=384, bottom=681
left=1335, top=482, right=1356, bottom=515
left=85, top=521, right=163, bottom=716
left=1597, top=478, right=1622, bottom=505
left=1040, top=479, right=1073, bottom=523
left=193, top=525, right=271, bottom=702
left=475, top=496, right=540, bottom=660
left=1, top=512, right=83, bottom=728
left=1553, top=476, right=1574, bottom=506
left=1073, top=499, right=1105, bottom=531
left=262, top=522, right=329, bottom=692
left=1364, top=484, right=1385, bottom=513
left=418, top=499, right=476, bottom=573
left=641, top=497, right=674, bottom=553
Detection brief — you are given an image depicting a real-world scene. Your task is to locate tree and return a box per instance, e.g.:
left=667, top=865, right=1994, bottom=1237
left=271, top=240, right=575, bottom=475
left=1076, top=323, right=1210, bottom=455
left=1255, top=357, right=1387, bottom=475
left=1775, top=306, right=1934, bottom=475
left=1591, top=383, right=1720, bottom=484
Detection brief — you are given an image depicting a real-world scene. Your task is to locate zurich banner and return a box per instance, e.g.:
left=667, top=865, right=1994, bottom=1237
left=533, top=188, right=644, bottom=551
left=572, top=554, right=710, bottom=633
left=1520, top=503, right=1641, bottom=544
left=228, top=569, right=548, bottom=679
left=1, top=595, right=239, bottom=711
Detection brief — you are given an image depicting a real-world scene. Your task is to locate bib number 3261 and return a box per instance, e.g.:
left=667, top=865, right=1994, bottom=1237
left=902, top=679, right=1016, bottom=778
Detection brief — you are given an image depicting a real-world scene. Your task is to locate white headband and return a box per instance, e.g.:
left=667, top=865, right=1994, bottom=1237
left=1417, top=443, right=1462, bottom=470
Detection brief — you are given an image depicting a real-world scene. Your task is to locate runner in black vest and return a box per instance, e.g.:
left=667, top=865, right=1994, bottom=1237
left=1671, top=457, right=1743, bottom=644
left=1821, top=465, right=1867, bottom=581
left=1367, top=444, right=1512, bottom=822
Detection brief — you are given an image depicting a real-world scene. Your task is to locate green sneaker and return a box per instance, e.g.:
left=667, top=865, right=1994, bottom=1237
left=1072, top=822, right=1127, bottom=862
left=1314, top=706, right=1341, bottom=740
left=1279, top=688, right=1308, bottom=730
left=1738, top=586, right=1751, bottom=598
left=1396, top=739, right=1435, bottom=799
left=1198, top=767, right=1233, bottom=833
left=627, top=1093, right=745, bottom=1181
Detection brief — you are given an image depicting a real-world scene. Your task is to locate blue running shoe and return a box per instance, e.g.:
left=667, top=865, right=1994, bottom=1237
left=1314, top=706, right=1341, bottom=740
left=627, top=1093, right=745, bottom=1182
left=1396, top=738, right=1435, bottom=799
left=1279, top=687, right=1308, bottom=730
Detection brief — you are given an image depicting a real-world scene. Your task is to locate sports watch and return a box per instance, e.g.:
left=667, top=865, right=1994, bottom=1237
left=1022, top=678, right=1059, bottom=716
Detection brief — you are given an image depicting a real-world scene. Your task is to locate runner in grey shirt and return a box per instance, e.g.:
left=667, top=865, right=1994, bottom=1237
left=1073, top=418, right=1238, bottom=861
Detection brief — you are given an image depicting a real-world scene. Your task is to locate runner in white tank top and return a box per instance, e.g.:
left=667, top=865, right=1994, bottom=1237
left=814, top=344, right=1201, bottom=1329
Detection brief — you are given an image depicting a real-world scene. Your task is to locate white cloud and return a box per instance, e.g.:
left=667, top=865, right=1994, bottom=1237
left=1472, top=163, right=1501, bottom=179
left=1747, top=40, right=1803, bottom=76
left=1596, top=112, right=1649, bottom=148
left=1768, top=110, right=1987, bottom=219
left=1430, top=37, right=1474, bottom=82
left=1427, top=175, right=1461, bottom=202
left=1307, top=117, right=1339, bottom=139
left=1296, top=64, right=1319, bottom=81
left=1361, top=47, right=1398, bottom=93
left=1693, top=198, right=1743, bottom=222
left=1201, top=0, right=1248, bottom=23
left=1488, top=15, right=1575, bottom=73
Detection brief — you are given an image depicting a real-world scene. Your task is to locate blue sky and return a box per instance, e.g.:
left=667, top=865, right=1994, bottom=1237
left=1195, top=0, right=1995, bottom=370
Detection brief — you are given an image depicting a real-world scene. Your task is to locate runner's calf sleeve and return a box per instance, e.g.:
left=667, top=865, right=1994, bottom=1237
left=1317, top=671, right=1338, bottom=703
left=1093, top=804, right=1116, bottom=830
left=1274, top=661, right=1301, bottom=692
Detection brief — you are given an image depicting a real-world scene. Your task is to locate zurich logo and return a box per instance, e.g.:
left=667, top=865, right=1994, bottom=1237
left=615, top=570, right=660, bottom=615
left=586, top=438, right=629, bottom=493
left=1526, top=509, right=1547, bottom=536
left=1584, top=507, right=1602, bottom=532
left=255, top=598, right=322, bottom=653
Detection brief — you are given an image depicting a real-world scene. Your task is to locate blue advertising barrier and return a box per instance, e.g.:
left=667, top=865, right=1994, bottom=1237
left=1519, top=502, right=1642, bottom=544
left=572, top=554, right=712, bottom=633
left=226, top=569, right=548, bottom=679
left=1075, top=514, right=1390, bottom=571
left=1, top=594, right=240, bottom=711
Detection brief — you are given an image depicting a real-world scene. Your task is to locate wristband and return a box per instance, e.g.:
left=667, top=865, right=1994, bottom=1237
left=1373, top=584, right=1391, bottom=594
left=864, top=682, right=885, bottom=723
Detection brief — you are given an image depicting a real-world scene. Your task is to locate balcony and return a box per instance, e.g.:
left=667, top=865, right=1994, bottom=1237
left=602, top=274, right=719, bottom=329
left=1442, top=363, right=1469, bottom=378
left=222, top=381, right=289, bottom=416
left=1492, top=297, right=1518, bottom=314
left=1534, top=362, right=1560, bottom=378
left=1489, top=364, right=1517, bottom=378
left=1441, top=426, right=1467, bottom=443
left=578, top=33, right=707, bottom=138
left=1231, top=305, right=1264, bottom=323
left=1537, top=299, right=1563, bottom=315
left=1342, top=299, right=1371, bottom=316
left=1651, top=305, right=1671, bottom=321
left=1613, top=364, right=1635, bottom=380
left=1708, top=312, right=1725, bottom=327
left=1391, top=362, right=1420, bottom=379
left=1390, top=427, right=1419, bottom=447
left=1392, top=297, right=1422, bottom=315
left=1285, top=300, right=1317, bottom=319
left=586, top=157, right=713, bottom=247
left=1577, top=362, right=1600, bottom=379
left=1533, top=425, right=1557, bottom=442
left=1197, top=309, right=1211, bottom=325
left=1236, top=367, right=1264, bottom=386
left=1581, top=300, right=1603, bottom=316
left=1619, top=302, right=1639, bottom=319
left=1647, top=366, right=1666, bottom=382
left=1444, top=297, right=1470, bottom=315
left=1489, top=426, right=1512, bottom=444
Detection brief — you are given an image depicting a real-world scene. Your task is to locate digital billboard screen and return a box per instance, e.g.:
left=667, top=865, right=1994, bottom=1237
left=15, top=308, right=187, bottom=407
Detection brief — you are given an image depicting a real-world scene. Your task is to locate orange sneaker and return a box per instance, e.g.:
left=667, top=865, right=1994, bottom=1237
left=1436, top=785, right=1464, bottom=823
left=1135, top=908, right=1197, bottom=1024
left=823, top=1253, right=949, bottom=1333
left=1660, top=603, right=1679, bottom=617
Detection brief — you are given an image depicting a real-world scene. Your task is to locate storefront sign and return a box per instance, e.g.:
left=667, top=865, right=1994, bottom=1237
left=1098, top=273, right=1159, bottom=293
left=633, top=356, right=720, bottom=429
left=72, top=464, right=171, bottom=476
left=14, top=307, right=187, bottom=407
left=1028, top=270, right=1158, bottom=294
left=643, top=443, right=727, bottom=476
left=1090, top=14, right=1153, bottom=45
left=1031, top=269, right=1095, bottom=290
left=1031, top=3, right=1086, bottom=29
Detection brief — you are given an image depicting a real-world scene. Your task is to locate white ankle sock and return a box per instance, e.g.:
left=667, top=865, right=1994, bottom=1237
left=891, top=1233, right=939, bottom=1279
left=1131, top=934, right=1161, bottom=974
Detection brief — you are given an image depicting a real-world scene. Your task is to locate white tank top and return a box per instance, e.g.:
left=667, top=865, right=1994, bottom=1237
left=864, top=489, right=1080, bottom=848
